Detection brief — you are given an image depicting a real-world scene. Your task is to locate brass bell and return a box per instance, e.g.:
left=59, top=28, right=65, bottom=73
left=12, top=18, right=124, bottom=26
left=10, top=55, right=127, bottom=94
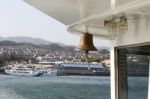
left=75, top=33, right=97, bottom=52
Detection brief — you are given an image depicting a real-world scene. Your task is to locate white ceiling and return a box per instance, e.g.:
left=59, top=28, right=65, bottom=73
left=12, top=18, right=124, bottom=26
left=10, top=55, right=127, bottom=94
left=24, top=0, right=110, bottom=25
left=24, top=0, right=150, bottom=39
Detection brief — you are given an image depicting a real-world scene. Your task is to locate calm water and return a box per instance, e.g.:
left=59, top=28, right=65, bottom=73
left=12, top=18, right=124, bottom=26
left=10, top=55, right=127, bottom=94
left=0, top=75, right=148, bottom=99
left=128, top=76, right=148, bottom=99
left=0, top=75, right=110, bottom=99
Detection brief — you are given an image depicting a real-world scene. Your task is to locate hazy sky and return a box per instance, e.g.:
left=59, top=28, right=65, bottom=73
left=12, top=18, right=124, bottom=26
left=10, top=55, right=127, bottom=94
left=0, top=0, right=110, bottom=46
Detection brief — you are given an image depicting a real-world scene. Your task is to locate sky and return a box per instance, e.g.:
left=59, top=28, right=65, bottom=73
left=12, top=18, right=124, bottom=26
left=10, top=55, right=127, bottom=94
left=0, top=0, right=110, bottom=47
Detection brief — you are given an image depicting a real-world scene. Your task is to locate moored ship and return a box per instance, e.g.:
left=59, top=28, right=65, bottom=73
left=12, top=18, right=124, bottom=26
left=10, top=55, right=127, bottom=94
left=42, top=69, right=62, bottom=76
left=5, top=65, right=43, bottom=76
left=35, top=65, right=63, bottom=76
left=61, top=62, right=110, bottom=75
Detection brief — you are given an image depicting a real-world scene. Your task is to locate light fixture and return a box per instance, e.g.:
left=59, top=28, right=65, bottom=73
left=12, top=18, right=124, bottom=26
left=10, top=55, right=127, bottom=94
left=119, top=16, right=128, bottom=33
left=104, top=16, right=128, bottom=39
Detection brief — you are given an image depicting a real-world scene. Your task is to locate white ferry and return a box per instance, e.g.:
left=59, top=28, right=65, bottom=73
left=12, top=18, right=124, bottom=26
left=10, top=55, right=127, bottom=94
left=42, top=69, right=61, bottom=76
left=5, top=65, right=43, bottom=76
left=33, top=64, right=63, bottom=76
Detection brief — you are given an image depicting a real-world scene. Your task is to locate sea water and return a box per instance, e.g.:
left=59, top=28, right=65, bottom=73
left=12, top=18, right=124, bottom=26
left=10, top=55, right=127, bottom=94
left=0, top=75, right=148, bottom=99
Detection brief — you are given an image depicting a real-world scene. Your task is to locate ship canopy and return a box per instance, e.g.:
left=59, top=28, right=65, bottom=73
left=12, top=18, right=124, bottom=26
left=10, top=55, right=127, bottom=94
left=23, top=0, right=150, bottom=39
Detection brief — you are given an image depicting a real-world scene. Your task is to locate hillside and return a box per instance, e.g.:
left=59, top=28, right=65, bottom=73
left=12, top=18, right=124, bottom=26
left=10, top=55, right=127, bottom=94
left=0, top=36, right=54, bottom=45
left=0, top=40, right=74, bottom=52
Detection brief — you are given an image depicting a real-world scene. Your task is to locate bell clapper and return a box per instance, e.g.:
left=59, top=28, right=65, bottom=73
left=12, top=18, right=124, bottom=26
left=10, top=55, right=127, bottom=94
left=85, top=51, right=90, bottom=70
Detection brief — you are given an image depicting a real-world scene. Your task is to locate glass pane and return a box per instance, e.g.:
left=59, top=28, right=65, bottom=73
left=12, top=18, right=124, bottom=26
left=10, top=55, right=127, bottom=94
left=127, top=54, right=149, bottom=99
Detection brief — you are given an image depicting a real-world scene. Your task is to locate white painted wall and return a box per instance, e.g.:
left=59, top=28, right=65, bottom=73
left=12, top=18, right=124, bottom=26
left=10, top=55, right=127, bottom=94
left=116, top=15, right=150, bottom=46
left=110, top=15, right=150, bottom=99
left=116, top=0, right=147, bottom=7
left=111, top=15, right=150, bottom=99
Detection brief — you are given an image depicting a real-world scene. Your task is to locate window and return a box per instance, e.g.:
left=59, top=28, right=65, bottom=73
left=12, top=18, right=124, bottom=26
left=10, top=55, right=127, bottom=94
left=116, top=43, right=150, bottom=99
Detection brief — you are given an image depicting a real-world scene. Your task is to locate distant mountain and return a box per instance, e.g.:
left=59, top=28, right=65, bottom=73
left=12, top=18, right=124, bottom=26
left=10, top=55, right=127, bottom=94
left=0, top=40, right=75, bottom=53
left=0, top=36, right=56, bottom=45
left=0, top=37, right=110, bottom=53
left=0, top=40, right=17, bottom=46
left=0, top=40, right=39, bottom=48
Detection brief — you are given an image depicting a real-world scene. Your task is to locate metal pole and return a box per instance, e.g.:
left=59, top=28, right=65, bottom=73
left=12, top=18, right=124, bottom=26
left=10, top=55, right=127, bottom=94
left=147, top=56, right=150, bottom=99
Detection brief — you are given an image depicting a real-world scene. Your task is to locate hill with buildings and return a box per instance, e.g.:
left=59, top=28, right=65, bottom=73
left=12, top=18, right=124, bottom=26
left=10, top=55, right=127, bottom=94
left=0, top=40, right=110, bottom=66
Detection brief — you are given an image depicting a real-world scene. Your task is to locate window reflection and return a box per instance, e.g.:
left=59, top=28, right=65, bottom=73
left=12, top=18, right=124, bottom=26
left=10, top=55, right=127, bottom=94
left=127, top=54, right=149, bottom=99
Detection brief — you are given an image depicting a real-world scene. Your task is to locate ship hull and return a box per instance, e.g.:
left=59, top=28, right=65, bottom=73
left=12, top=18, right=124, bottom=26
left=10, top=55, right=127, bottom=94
left=5, top=70, right=43, bottom=77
